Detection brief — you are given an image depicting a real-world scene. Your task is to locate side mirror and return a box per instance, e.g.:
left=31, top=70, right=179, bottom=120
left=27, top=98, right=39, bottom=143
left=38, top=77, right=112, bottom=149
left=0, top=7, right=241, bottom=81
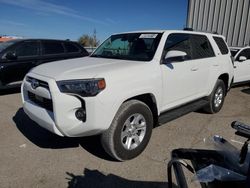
left=5, top=52, right=17, bottom=60
left=164, top=50, right=188, bottom=63
left=239, top=56, right=247, bottom=62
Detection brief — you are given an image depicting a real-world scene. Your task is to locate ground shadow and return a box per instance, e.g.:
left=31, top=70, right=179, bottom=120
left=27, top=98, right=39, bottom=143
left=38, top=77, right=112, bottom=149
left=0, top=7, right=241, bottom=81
left=241, top=88, right=250, bottom=95
left=12, top=108, right=115, bottom=161
left=0, top=87, right=20, bottom=95
left=66, top=168, right=175, bottom=188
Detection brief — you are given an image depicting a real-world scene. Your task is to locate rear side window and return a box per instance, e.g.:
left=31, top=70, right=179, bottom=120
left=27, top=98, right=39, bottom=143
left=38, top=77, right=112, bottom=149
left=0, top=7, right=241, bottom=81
left=213, top=37, right=229, bottom=55
left=42, top=41, right=64, bottom=55
left=64, top=42, right=80, bottom=53
left=190, top=35, right=215, bottom=59
left=16, top=41, right=39, bottom=57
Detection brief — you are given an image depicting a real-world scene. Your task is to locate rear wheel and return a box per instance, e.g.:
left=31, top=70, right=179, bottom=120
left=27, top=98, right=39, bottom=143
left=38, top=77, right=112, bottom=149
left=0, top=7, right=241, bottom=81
left=204, top=79, right=226, bottom=114
left=101, top=100, right=153, bottom=161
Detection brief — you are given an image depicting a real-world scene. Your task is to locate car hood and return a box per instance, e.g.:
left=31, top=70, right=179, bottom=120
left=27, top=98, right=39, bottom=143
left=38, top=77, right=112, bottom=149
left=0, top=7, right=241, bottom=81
left=31, top=57, right=146, bottom=80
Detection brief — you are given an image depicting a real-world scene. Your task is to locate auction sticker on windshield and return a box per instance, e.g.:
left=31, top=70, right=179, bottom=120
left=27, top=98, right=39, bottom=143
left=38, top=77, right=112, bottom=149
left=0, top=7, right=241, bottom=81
left=139, top=34, right=158, bottom=38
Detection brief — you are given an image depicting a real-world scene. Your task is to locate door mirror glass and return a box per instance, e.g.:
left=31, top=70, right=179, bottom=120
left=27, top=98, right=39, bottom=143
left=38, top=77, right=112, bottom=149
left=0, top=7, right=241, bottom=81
left=239, top=56, right=247, bottom=62
left=164, top=50, right=187, bottom=63
left=5, top=51, right=17, bottom=60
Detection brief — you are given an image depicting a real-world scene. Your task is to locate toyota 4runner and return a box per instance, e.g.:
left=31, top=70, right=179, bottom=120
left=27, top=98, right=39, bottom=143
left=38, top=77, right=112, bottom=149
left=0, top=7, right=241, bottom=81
left=21, top=30, right=234, bottom=161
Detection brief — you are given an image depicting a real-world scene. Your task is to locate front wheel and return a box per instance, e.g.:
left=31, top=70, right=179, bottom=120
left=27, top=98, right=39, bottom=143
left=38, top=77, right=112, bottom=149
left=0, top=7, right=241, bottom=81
left=203, top=79, right=226, bottom=114
left=101, top=100, right=153, bottom=161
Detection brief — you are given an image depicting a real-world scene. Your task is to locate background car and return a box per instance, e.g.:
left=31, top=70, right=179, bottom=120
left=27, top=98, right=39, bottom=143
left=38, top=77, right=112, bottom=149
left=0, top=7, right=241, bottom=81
left=0, top=39, right=89, bottom=89
left=230, top=46, right=250, bottom=84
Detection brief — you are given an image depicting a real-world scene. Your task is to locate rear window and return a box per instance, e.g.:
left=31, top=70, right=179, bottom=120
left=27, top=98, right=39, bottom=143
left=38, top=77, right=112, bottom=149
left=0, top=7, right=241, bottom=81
left=64, top=42, right=80, bottom=53
left=213, top=37, right=229, bottom=55
left=42, top=41, right=64, bottom=55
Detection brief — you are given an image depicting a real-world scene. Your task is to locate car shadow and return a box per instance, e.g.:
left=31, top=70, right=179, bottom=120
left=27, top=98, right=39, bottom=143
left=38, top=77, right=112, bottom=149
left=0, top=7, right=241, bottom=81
left=241, top=88, right=250, bottom=95
left=66, top=168, right=175, bottom=188
left=13, top=108, right=115, bottom=161
left=0, top=87, right=20, bottom=95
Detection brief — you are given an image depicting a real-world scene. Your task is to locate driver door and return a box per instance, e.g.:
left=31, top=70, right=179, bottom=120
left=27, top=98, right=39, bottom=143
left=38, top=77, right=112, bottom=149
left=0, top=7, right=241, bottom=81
left=234, top=48, right=250, bottom=83
left=1, top=41, right=40, bottom=85
left=160, top=33, right=202, bottom=109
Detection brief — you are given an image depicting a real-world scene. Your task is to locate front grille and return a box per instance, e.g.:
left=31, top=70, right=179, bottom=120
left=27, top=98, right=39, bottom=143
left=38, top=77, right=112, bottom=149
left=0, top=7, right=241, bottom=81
left=26, top=76, right=49, bottom=90
left=28, top=91, right=53, bottom=112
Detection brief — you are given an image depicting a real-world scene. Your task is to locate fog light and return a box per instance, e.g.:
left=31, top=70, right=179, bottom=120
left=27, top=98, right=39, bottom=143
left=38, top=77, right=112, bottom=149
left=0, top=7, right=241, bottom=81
left=75, top=108, right=86, bottom=122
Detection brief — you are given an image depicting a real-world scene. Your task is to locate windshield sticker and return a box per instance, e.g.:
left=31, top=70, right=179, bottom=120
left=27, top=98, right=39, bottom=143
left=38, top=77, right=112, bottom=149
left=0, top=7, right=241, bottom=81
left=139, top=34, right=158, bottom=39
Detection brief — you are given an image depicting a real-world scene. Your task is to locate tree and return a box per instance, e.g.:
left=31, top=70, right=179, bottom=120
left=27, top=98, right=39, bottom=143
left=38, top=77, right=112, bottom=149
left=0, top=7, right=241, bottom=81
left=78, top=29, right=100, bottom=47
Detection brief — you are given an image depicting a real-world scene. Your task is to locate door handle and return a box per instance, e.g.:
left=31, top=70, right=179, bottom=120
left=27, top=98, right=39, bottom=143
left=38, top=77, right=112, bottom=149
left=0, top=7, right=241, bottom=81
left=213, top=64, right=219, bottom=67
left=191, top=67, right=198, bottom=71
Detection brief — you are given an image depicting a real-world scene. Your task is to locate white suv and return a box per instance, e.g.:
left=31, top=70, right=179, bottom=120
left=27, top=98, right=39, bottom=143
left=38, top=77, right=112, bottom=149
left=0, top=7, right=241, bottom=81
left=21, top=30, right=234, bottom=161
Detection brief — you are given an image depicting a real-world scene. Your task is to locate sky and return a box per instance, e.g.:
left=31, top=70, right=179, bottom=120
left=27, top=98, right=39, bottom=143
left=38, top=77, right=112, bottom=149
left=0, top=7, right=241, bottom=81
left=0, top=0, right=188, bottom=42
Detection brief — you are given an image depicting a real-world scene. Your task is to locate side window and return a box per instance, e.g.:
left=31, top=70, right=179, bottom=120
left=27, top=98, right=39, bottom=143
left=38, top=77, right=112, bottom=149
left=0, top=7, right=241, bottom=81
left=42, top=41, right=64, bottom=55
left=190, top=35, right=215, bottom=59
left=213, top=37, right=229, bottom=55
left=163, top=33, right=192, bottom=59
left=64, top=42, right=80, bottom=53
left=237, top=49, right=250, bottom=60
left=16, top=41, right=39, bottom=57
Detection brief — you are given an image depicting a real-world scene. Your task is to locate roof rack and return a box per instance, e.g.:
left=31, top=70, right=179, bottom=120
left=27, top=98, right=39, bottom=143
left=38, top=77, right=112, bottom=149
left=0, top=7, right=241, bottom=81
left=183, top=27, right=194, bottom=31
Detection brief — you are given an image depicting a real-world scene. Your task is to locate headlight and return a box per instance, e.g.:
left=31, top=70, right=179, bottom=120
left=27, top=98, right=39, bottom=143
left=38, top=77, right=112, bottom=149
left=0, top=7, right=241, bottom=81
left=57, top=78, right=106, bottom=97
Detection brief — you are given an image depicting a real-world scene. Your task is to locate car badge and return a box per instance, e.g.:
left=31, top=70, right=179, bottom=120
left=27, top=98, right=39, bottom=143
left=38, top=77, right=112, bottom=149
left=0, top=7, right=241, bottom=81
left=31, top=79, right=39, bottom=89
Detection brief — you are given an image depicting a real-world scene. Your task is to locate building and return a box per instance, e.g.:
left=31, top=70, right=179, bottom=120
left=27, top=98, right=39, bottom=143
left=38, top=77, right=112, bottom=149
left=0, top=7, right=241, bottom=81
left=187, top=0, right=250, bottom=47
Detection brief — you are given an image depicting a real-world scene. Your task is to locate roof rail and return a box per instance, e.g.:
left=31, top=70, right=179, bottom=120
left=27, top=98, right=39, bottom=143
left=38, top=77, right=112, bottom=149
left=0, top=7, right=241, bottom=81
left=183, top=27, right=193, bottom=31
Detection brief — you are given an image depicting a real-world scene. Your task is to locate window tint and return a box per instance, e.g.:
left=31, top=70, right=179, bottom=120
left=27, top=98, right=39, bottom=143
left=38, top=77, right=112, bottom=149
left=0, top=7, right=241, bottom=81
left=164, top=33, right=192, bottom=59
left=16, top=41, right=39, bottom=57
left=164, top=33, right=215, bottom=60
left=230, top=49, right=240, bottom=57
left=213, top=37, right=229, bottom=54
left=64, top=42, right=80, bottom=53
left=190, top=35, right=215, bottom=59
left=237, top=48, right=250, bottom=60
left=42, top=41, right=64, bottom=55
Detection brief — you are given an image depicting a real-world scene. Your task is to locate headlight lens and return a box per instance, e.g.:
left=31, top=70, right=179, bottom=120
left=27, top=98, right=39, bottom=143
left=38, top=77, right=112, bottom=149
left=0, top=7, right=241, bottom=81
left=57, top=78, right=106, bottom=97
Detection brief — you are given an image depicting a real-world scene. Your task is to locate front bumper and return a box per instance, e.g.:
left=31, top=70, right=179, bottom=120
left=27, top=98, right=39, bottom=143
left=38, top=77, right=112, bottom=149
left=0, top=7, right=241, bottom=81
left=21, top=72, right=111, bottom=137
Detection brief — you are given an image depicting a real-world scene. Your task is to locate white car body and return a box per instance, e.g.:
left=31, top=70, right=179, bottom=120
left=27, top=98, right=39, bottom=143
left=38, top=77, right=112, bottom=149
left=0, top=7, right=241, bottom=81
left=21, top=30, right=234, bottom=138
left=231, top=46, right=250, bottom=84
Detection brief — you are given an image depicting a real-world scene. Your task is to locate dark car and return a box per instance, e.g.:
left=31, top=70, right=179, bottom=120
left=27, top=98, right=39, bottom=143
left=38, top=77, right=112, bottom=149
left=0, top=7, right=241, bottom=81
left=0, top=39, right=88, bottom=89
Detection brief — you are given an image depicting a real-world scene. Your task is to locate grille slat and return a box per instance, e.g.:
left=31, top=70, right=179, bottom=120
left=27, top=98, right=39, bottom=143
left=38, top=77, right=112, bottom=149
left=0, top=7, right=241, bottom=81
left=28, top=92, right=53, bottom=112
left=26, top=76, right=49, bottom=90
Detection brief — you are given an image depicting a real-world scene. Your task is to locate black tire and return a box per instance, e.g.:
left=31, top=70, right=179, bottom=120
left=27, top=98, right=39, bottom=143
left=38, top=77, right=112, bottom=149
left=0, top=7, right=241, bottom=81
left=101, top=100, right=153, bottom=161
left=203, top=79, right=226, bottom=114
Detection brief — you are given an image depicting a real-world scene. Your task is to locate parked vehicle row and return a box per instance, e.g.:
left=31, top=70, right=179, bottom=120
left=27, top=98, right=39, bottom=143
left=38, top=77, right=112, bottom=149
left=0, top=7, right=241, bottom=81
left=0, top=39, right=88, bottom=88
left=21, top=30, right=234, bottom=161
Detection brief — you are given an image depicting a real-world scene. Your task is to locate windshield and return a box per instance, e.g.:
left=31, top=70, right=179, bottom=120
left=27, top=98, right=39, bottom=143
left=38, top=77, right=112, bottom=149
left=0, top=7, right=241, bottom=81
left=230, top=49, right=240, bottom=57
left=91, top=33, right=162, bottom=61
left=0, top=40, right=18, bottom=52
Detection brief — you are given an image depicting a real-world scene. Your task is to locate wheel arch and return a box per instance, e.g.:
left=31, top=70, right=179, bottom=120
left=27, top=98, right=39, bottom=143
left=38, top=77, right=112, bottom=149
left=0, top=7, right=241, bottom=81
left=124, top=93, right=159, bottom=127
left=218, top=73, right=229, bottom=94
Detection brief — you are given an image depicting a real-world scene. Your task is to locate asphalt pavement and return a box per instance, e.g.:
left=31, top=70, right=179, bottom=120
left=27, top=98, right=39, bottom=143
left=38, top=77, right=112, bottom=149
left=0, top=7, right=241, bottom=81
left=0, top=86, right=250, bottom=188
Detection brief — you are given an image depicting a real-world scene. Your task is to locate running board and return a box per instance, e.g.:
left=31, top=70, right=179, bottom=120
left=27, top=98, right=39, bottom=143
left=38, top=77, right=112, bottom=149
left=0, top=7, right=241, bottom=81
left=158, top=99, right=208, bottom=125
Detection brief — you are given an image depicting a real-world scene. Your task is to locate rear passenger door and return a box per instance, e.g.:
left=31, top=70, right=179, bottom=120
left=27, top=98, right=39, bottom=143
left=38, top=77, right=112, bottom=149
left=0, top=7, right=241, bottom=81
left=190, top=34, right=216, bottom=94
left=40, top=41, right=66, bottom=64
left=234, top=48, right=250, bottom=83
